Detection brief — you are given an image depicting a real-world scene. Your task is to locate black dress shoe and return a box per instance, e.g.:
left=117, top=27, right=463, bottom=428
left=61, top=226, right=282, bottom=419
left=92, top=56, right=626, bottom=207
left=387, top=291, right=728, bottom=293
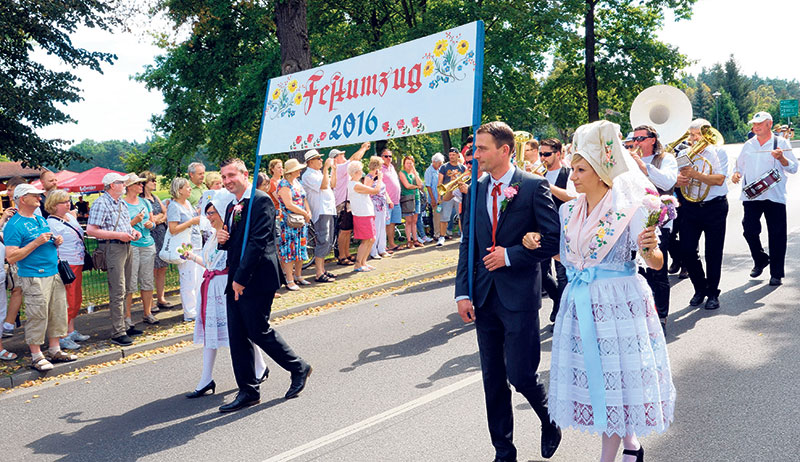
left=285, top=364, right=312, bottom=399
left=256, top=367, right=270, bottom=384
left=678, top=268, right=689, bottom=279
left=541, top=424, right=562, bottom=459
left=689, top=293, right=705, bottom=307
left=667, top=261, right=680, bottom=274
left=127, top=327, right=143, bottom=336
left=219, top=393, right=260, bottom=413
left=769, top=277, right=782, bottom=286
left=704, top=296, right=720, bottom=310
left=549, top=310, right=557, bottom=323
left=622, top=445, right=644, bottom=462
left=186, top=380, right=215, bottom=398
left=750, top=260, right=769, bottom=278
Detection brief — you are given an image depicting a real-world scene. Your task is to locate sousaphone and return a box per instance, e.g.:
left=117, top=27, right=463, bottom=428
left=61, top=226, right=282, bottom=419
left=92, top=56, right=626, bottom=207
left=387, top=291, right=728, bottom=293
left=629, top=85, right=693, bottom=147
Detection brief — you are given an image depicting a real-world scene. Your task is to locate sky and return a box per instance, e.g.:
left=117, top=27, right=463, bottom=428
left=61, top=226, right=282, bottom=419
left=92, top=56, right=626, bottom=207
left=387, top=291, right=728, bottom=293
left=34, top=0, right=800, bottom=145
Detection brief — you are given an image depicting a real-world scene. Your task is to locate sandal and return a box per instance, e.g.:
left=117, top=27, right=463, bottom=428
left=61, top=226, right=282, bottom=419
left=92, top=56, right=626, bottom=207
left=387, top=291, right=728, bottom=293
left=296, top=278, right=311, bottom=286
left=30, top=356, right=54, bottom=371
left=347, top=255, right=357, bottom=262
left=286, top=282, right=300, bottom=291
left=0, top=349, right=17, bottom=361
left=314, top=273, right=336, bottom=283
left=47, top=350, right=78, bottom=362
left=337, top=258, right=354, bottom=266
left=353, top=266, right=373, bottom=272
left=324, top=271, right=337, bottom=279
left=387, top=245, right=400, bottom=251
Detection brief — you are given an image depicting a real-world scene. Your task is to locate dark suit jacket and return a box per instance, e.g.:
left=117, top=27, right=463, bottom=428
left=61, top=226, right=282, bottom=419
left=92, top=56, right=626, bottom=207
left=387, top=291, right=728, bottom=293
left=455, top=167, right=560, bottom=311
left=219, top=190, right=282, bottom=295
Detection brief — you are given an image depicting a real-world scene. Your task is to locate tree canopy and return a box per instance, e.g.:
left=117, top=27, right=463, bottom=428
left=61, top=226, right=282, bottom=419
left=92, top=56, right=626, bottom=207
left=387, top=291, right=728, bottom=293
left=0, top=0, right=118, bottom=168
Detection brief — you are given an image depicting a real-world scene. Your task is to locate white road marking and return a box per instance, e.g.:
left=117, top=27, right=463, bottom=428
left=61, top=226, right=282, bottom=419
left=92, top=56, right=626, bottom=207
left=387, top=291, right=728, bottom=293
left=262, top=373, right=483, bottom=462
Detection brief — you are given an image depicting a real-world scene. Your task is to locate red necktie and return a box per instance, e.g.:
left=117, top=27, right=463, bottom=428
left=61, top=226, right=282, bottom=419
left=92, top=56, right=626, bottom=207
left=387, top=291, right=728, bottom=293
left=491, top=182, right=502, bottom=252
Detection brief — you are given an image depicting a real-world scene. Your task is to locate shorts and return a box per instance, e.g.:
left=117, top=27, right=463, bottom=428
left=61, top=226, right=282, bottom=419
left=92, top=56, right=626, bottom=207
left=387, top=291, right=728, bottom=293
left=336, top=202, right=354, bottom=231
left=126, top=244, right=156, bottom=293
left=314, top=214, right=336, bottom=257
left=7, top=263, right=21, bottom=291
left=21, top=274, right=68, bottom=345
left=353, top=215, right=375, bottom=240
left=388, top=203, right=402, bottom=224
left=440, top=199, right=457, bottom=222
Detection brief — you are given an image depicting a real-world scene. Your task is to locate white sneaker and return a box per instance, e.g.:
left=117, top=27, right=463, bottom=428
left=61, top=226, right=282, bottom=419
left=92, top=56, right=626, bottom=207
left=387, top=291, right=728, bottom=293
left=422, top=236, right=434, bottom=243
left=437, top=236, right=445, bottom=247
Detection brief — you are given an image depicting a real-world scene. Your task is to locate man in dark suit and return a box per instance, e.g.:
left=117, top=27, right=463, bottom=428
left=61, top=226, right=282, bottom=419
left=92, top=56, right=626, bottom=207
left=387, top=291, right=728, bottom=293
left=217, top=158, right=312, bottom=413
left=455, top=122, right=562, bottom=462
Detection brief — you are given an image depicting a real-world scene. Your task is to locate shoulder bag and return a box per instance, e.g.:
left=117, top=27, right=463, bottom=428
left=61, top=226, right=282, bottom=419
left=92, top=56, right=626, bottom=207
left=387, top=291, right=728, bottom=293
left=52, top=216, right=93, bottom=272
left=160, top=203, right=194, bottom=264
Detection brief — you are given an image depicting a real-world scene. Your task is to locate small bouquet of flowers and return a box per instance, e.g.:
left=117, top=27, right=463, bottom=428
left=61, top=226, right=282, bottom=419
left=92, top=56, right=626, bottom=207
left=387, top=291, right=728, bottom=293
left=177, top=243, right=194, bottom=260
left=641, top=188, right=679, bottom=253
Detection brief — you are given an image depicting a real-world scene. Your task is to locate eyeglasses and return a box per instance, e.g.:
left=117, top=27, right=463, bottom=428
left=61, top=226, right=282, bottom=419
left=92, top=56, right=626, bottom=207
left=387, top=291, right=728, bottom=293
left=631, top=135, right=654, bottom=142
left=539, top=150, right=557, bottom=158
left=382, top=155, right=392, bottom=159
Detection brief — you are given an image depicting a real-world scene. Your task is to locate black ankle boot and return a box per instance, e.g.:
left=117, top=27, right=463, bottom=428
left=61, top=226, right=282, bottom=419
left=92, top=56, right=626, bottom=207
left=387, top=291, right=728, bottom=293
left=622, top=445, right=644, bottom=462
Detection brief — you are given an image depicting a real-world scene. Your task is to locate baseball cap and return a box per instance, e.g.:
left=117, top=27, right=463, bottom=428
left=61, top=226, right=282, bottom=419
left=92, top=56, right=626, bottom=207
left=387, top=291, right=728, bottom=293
left=13, top=184, right=46, bottom=200
left=304, top=149, right=322, bottom=162
left=328, top=148, right=345, bottom=159
left=102, top=172, right=130, bottom=186
left=748, top=111, right=773, bottom=124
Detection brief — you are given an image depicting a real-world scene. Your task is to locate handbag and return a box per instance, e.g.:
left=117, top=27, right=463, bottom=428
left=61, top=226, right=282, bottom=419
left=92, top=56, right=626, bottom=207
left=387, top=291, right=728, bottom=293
left=57, top=260, right=76, bottom=285
left=285, top=213, right=306, bottom=229
left=400, top=194, right=415, bottom=214
left=55, top=216, right=93, bottom=272
left=160, top=226, right=193, bottom=265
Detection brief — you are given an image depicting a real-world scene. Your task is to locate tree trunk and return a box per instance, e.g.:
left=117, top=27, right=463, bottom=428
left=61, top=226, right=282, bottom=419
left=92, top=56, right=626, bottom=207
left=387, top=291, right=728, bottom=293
left=276, top=0, right=311, bottom=161
left=584, top=0, right=599, bottom=122
left=461, top=127, right=471, bottom=146
left=440, top=130, right=452, bottom=154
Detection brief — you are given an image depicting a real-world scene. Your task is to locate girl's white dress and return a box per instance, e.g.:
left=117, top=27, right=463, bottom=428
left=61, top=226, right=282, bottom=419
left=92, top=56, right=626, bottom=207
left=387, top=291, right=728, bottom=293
left=548, top=201, right=676, bottom=437
left=192, top=231, right=229, bottom=349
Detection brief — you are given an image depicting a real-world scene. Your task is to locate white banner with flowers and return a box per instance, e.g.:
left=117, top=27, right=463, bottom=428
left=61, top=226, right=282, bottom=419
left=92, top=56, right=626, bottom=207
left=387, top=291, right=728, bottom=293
left=257, top=22, right=481, bottom=155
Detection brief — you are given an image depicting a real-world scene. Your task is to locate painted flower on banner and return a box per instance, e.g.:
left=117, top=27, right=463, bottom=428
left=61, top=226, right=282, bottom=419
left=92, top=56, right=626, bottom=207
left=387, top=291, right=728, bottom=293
left=295, top=135, right=302, bottom=144
left=422, top=31, right=476, bottom=90
left=320, top=132, right=327, bottom=141
left=307, top=134, right=314, bottom=142
left=293, top=92, right=303, bottom=105
left=267, top=76, right=303, bottom=120
left=271, top=88, right=281, bottom=100
left=423, top=60, right=434, bottom=77
left=382, top=121, right=390, bottom=132
left=433, top=39, right=448, bottom=57
left=397, top=119, right=405, bottom=129
left=411, top=117, right=419, bottom=127
left=287, top=79, right=298, bottom=93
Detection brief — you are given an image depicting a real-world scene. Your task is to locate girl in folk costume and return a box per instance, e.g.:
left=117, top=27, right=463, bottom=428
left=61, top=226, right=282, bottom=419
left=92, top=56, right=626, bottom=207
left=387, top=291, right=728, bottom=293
left=180, top=193, right=268, bottom=398
left=525, top=121, right=675, bottom=462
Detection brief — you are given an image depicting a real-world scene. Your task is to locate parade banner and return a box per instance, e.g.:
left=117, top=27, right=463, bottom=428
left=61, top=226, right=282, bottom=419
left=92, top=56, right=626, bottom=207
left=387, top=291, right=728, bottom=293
left=257, top=22, right=482, bottom=155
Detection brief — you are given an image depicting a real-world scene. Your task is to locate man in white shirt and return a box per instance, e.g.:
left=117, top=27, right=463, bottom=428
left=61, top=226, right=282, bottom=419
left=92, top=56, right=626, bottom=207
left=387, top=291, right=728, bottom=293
left=424, top=153, right=445, bottom=239
left=538, top=139, right=575, bottom=323
left=301, top=150, right=338, bottom=283
left=732, top=111, right=798, bottom=286
left=630, top=125, right=678, bottom=331
left=676, top=119, right=729, bottom=311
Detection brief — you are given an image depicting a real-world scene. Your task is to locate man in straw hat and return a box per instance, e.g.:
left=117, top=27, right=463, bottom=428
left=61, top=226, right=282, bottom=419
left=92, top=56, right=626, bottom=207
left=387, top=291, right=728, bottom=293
left=454, top=121, right=562, bottom=461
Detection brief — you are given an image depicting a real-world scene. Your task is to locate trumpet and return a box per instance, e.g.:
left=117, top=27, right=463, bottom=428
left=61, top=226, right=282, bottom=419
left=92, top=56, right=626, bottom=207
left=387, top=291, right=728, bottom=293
left=525, top=160, right=548, bottom=176
left=513, top=131, right=533, bottom=169
left=437, top=170, right=472, bottom=197
left=680, top=126, right=724, bottom=203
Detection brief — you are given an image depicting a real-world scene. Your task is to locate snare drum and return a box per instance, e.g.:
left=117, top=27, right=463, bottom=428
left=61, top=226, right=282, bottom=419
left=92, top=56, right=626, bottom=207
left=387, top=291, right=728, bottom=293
left=743, top=168, right=782, bottom=200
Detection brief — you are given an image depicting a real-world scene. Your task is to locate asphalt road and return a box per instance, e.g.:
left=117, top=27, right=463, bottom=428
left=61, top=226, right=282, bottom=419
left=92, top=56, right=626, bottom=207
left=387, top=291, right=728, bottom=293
left=2, top=174, right=800, bottom=462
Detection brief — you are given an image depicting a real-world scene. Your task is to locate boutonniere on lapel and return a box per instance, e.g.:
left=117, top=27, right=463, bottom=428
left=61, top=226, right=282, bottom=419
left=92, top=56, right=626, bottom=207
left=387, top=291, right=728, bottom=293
left=233, top=203, right=244, bottom=223
left=500, top=182, right=521, bottom=212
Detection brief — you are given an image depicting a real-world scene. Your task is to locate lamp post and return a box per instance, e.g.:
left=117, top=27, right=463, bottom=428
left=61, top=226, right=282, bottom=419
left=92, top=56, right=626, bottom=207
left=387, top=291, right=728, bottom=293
left=712, top=91, right=721, bottom=128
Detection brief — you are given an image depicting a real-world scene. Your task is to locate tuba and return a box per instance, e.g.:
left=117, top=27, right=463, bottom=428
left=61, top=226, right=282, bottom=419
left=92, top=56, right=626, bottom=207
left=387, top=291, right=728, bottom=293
left=680, top=125, right=724, bottom=202
left=629, top=85, right=693, bottom=151
left=513, top=130, right=533, bottom=170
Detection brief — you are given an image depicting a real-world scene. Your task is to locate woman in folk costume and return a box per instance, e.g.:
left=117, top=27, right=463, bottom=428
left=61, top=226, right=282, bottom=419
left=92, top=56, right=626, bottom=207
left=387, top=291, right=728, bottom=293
left=525, top=121, right=675, bottom=462
left=180, top=192, right=268, bottom=398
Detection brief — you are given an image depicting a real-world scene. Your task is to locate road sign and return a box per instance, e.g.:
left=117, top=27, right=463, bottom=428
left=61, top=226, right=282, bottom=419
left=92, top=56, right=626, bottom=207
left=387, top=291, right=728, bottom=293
left=780, top=99, right=798, bottom=118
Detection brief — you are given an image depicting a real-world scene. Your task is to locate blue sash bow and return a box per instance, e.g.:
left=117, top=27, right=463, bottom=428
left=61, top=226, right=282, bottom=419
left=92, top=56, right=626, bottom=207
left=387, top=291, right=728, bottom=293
left=565, top=261, right=636, bottom=430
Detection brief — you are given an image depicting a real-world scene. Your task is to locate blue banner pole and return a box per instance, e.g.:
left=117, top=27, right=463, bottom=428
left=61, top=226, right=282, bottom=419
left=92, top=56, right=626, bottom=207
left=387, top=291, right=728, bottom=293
left=468, top=20, right=485, bottom=300
left=240, top=81, right=271, bottom=259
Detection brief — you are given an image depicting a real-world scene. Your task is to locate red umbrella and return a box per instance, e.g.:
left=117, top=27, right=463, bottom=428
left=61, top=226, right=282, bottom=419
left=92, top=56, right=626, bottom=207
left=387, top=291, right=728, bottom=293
left=59, top=167, right=126, bottom=193
left=30, top=170, right=78, bottom=189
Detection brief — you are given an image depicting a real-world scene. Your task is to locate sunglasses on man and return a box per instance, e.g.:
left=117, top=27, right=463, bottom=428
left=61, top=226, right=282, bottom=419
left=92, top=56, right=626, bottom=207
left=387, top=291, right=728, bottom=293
left=631, top=135, right=655, bottom=142
left=539, top=150, right=558, bottom=158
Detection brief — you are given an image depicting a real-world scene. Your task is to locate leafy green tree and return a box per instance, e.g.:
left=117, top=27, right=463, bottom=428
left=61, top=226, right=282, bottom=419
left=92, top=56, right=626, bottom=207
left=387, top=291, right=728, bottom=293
left=0, top=0, right=117, bottom=168
left=692, top=83, right=714, bottom=121
left=709, top=89, right=746, bottom=142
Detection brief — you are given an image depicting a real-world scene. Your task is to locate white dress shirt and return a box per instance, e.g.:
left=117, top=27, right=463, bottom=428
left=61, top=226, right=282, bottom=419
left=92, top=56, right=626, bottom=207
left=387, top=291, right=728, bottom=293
left=679, top=145, right=728, bottom=200
left=302, top=168, right=336, bottom=222
left=642, top=153, right=678, bottom=230
left=735, top=135, right=797, bottom=204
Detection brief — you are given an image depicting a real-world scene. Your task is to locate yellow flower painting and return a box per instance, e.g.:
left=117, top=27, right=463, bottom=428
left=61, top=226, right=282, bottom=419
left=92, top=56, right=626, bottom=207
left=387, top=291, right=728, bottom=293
left=457, top=40, right=469, bottom=55
left=433, top=39, right=448, bottom=57
left=423, top=60, right=434, bottom=77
